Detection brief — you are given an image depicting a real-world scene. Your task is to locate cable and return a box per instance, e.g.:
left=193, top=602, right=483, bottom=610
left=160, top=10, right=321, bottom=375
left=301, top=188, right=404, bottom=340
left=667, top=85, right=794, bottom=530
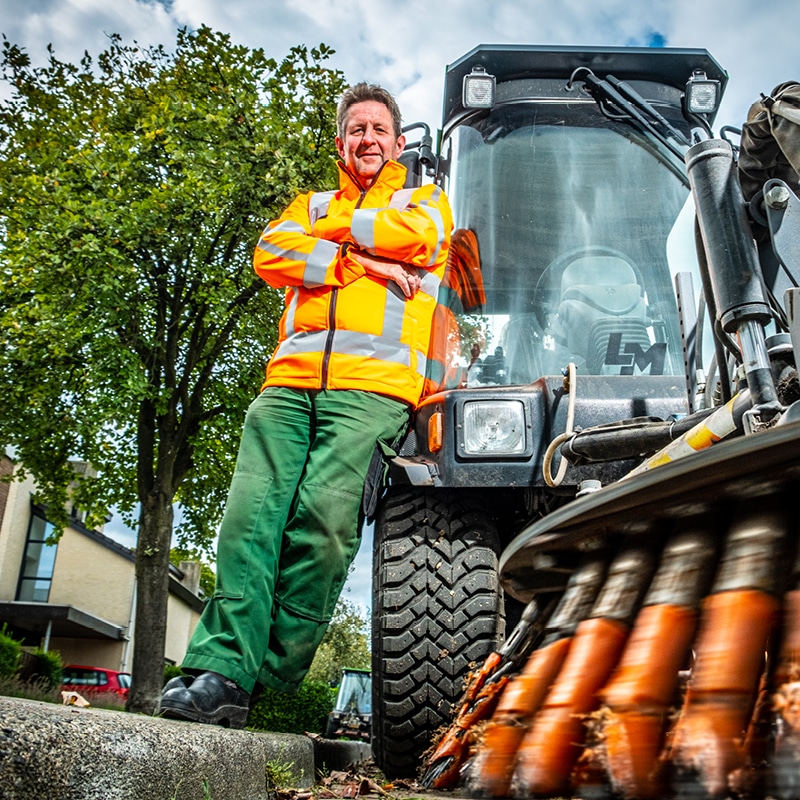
left=543, top=362, right=577, bottom=487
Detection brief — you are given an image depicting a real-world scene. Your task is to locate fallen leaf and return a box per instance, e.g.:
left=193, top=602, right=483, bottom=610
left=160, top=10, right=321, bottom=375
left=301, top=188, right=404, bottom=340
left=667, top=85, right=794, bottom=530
left=61, top=691, right=90, bottom=707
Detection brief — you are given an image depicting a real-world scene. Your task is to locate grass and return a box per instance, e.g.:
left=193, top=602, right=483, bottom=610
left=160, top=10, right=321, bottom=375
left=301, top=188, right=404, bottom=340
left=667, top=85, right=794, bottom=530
left=0, top=674, right=61, bottom=702
left=266, top=745, right=300, bottom=791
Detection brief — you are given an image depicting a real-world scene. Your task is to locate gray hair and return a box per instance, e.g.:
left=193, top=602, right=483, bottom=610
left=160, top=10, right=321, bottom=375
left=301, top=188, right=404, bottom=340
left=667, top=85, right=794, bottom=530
left=337, top=82, right=403, bottom=139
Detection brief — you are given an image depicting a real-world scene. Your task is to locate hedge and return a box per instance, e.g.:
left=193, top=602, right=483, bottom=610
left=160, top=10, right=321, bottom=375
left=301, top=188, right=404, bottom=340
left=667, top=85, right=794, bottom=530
left=0, top=624, right=22, bottom=679
left=247, top=680, right=334, bottom=735
left=29, top=647, right=63, bottom=690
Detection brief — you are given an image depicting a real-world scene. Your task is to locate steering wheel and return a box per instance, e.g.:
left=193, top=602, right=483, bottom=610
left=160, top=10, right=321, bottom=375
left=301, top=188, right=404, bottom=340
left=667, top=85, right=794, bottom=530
left=532, top=246, right=645, bottom=330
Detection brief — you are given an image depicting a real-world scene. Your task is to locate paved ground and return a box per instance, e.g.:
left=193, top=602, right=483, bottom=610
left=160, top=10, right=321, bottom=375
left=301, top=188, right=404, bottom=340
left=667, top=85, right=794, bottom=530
left=306, top=766, right=466, bottom=800
left=0, top=695, right=466, bottom=800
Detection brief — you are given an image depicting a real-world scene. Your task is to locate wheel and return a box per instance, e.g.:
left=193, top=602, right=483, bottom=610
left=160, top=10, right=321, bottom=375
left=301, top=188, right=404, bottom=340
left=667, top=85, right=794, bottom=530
left=371, top=487, right=504, bottom=778
left=325, top=715, right=339, bottom=739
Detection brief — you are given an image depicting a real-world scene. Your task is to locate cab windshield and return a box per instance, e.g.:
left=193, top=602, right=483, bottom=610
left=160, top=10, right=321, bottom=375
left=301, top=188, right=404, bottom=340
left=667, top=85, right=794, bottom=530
left=335, top=670, right=371, bottom=714
left=431, top=101, right=699, bottom=389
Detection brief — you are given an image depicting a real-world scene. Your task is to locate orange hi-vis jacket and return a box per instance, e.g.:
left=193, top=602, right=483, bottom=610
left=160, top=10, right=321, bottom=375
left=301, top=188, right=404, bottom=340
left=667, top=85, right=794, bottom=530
left=254, top=159, right=453, bottom=407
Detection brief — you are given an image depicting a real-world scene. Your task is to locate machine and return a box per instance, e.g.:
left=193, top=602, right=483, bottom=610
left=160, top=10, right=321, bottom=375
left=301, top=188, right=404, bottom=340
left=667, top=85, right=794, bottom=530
left=369, top=43, right=800, bottom=799
left=325, top=667, right=371, bottom=742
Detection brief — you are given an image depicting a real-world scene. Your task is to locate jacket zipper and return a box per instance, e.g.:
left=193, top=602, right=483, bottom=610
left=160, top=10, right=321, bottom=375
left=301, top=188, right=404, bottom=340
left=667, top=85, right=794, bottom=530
left=321, top=163, right=383, bottom=388
left=320, top=288, right=339, bottom=389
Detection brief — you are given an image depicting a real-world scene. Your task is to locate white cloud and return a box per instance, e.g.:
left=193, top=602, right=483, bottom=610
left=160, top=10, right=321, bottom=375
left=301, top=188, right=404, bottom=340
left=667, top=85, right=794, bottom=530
left=1, top=0, right=175, bottom=66
left=666, top=0, right=800, bottom=128
left=3, top=0, right=797, bottom=128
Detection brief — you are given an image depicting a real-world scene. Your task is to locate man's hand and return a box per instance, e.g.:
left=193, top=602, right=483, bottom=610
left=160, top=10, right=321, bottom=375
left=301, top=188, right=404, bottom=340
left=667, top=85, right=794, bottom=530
left=349, top=248, right=422, bottom=299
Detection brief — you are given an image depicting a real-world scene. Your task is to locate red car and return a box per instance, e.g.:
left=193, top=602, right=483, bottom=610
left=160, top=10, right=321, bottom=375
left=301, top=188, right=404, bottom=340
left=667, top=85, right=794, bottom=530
left=61, top=665, right=132, bottom=698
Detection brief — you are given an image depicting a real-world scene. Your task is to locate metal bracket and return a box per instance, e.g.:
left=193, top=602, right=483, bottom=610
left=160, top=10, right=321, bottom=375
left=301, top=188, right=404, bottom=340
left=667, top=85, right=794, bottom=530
left=765, top=179, right=800, bottom=283
left=784, top=286, right=800, bottom=365
left=675, top=271, right=698, bottom=413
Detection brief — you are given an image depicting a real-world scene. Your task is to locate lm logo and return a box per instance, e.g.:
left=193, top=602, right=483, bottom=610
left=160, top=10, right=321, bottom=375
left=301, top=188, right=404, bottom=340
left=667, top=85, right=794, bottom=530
left=605, top=333, right=666, bottom=375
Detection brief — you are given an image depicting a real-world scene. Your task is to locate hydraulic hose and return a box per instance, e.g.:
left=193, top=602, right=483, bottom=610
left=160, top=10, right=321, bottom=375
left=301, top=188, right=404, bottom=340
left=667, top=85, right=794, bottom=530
left=622, top=391, right=751, bottom=479
left=561, top=409, right=716, bottom=466
left=558, top=391, right=751, bottom=473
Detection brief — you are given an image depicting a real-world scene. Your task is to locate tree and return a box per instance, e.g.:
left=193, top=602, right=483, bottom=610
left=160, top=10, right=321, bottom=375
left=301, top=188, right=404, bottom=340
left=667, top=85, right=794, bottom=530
left=0, top=27, right=345, bottom=713
left=306, top=598, right=371, bottom=685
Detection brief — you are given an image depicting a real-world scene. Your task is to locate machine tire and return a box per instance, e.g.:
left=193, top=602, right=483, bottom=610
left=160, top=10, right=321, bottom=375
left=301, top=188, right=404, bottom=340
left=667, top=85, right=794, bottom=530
left=324, top=716, right=338, bottom=739
left=371, top=487, right=504, bottom=778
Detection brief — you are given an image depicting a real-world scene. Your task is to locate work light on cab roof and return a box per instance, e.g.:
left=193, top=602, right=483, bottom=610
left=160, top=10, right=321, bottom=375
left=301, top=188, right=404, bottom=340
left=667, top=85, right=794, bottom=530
left=462, top=65, right=496, bottom=108
left=685, top=69, right=721, bottom=115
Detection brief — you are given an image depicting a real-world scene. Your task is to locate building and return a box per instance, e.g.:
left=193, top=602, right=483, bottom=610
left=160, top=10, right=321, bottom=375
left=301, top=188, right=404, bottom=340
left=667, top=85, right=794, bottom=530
left=0, top=453, right=204, bottom=671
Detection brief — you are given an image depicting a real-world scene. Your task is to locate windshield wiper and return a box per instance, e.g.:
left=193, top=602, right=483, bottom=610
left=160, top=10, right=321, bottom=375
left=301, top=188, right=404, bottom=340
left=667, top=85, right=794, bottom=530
left=567, top=67, right=698, bottom=183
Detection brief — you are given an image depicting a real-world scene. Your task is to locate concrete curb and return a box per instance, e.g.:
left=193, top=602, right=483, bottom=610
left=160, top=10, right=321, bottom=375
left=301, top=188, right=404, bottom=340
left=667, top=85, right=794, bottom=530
left=0, top=696, right=371, bottom=800
left=312, top=736, right=372, bottom=774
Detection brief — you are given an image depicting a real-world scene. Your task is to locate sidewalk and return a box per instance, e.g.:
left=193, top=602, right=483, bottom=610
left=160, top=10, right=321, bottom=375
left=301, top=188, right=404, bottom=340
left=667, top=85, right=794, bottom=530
left=0, top=696, right=371, bottom=800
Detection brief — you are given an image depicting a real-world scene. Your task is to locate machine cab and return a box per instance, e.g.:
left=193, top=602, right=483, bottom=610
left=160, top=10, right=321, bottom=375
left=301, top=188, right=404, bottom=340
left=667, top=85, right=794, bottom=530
left=426, top=46, right=727, bottom=393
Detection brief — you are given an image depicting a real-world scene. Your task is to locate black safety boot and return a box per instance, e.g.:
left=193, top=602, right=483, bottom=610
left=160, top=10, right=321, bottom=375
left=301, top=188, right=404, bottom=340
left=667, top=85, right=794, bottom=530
left=162, top=673, right=194, bottom=693
left=160, top=671, right=250, bottom=728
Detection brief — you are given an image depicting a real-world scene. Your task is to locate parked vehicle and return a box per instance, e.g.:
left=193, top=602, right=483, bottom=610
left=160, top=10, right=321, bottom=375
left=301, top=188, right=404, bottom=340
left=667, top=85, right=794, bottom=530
left=61, top=665, right=131, bottom=698
left=325, top=668, right=371, bottom=742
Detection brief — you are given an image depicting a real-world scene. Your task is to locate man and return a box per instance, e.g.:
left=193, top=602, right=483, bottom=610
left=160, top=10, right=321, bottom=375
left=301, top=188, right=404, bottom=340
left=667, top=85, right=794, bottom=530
left=160, top=83, right=453, bottom=727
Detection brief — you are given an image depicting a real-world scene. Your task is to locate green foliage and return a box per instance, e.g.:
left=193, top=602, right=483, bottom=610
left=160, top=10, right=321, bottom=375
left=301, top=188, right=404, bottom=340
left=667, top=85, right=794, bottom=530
left=457, top=314, right=493, bottom=362
left=0, top=27, right=345, bottom=544
left=169, top=547, right=216, bottom=597
left=29, top=647, right=63, bottom=690
left=163, top=663, right=187, bottom=686
left=0, top=624, right=22, bottom=678
left=0, top=27, right=345, bottom=705
left=247, top=680, right=334, bottom=735
left=306, top=598, right=371, bottom=685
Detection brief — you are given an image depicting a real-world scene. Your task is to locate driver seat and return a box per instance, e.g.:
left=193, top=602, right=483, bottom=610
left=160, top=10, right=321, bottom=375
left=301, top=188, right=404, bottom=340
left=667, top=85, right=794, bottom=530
left=556, top=255, right=651, bottom=374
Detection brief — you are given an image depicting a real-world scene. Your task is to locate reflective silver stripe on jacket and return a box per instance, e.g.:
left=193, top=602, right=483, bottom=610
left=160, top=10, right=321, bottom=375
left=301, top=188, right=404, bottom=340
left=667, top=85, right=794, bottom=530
left=283, top=289, right=298, bottom=338
left=381, top=285, right=407, bottom=345
left=308, top=191, right=336, bottom=224
left=350, top=187, right=447, bottom=266
left=266, top=219, right=306, bottom=235
left=388, top=189, right=416, bottom=210
left=419, top=270, right=441, bottom=298
left=273, top=329, right=427, bottom=379
left=256, top=236, right=339, bottom=288
left=415, top=349, right=428, bottom=379
left=282, top=269, right=439, bottom=341
left=420, top=186, right=446, bottom=266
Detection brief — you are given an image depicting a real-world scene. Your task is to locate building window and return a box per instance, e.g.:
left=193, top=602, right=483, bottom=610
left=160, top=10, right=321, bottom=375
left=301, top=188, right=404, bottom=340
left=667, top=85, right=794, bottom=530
left=16, top=512, right=58, bottom=602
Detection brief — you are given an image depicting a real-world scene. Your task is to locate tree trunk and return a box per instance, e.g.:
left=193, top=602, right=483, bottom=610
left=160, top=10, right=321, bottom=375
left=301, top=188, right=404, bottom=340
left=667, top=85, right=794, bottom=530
left=126, top=487, right=175, bottom=714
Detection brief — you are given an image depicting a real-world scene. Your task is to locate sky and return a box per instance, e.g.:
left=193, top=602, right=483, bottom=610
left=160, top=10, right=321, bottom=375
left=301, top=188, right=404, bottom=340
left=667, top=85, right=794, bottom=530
left=2, top=0, right=799, bottom=613
left=2, top=0, right=799, bottom=144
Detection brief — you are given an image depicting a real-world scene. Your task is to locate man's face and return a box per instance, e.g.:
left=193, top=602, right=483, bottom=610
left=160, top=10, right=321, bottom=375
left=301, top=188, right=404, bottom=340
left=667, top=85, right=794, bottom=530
left=336, top=100, right=405, bottom=188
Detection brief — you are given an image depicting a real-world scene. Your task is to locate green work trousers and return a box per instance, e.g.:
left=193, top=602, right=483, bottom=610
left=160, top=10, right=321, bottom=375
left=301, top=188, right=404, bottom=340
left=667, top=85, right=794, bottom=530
left=181, top=386, right=410, bottom=694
